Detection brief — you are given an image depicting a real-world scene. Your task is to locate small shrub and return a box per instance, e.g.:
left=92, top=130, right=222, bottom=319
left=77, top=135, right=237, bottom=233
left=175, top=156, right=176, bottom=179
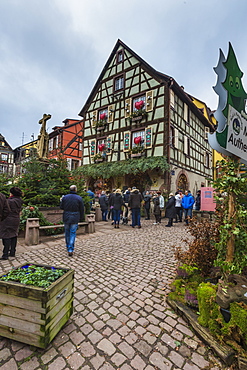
left=20, top=205, right=64, bottom=235
left=175, top=217, right=219, bottom=276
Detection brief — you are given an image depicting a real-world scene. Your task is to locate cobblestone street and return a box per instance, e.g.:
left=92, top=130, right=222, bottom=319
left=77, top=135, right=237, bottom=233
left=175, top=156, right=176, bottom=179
left=0, top=220, right=226, bottom=369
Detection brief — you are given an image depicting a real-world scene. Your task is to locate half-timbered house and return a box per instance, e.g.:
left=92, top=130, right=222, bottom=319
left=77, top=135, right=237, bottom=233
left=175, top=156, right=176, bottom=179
left=14, top=139, right=37, bottom=175
left=48, top=119, right=83, bottom=170
left=79, top=39, right=214, bottom=194
left=0, top=134, right=14, bottom=176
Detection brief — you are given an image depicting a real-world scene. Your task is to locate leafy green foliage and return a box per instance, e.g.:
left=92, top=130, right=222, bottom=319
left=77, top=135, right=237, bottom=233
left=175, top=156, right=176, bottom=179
left=76, top=156, right=169, bottom=179
left=15, top=154, right=89, bottom=211
left=213, top=158, right=247, bottom=274
left=0, top=173, right=14, bottom=196
left=0, top=264, right=65, bottom=289
left=20, top=205, right=64, bottom=235
left=17, top=156, right=72, bottom=206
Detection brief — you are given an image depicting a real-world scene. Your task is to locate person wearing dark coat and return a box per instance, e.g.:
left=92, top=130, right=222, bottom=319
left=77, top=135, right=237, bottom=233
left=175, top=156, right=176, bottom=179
left=165, top=193, right=176, bottom=227
left=195, top=190, right=201, bottom=211
left=128, top=187, right=142, bottom=228
left=144, top=191, right=152, bottom=220
left=110, top=189, right=124, bottom=228
left=153, top=194, right=161, bottom=224
left=0, top=193, right=9, bottom=222
left=0, top=187, right=23, bottom=260
left=107, top=189, right=115, bottom=222
left=60, top=185, right=84, bottom=256
left=99, top=191, right=108, bottom=221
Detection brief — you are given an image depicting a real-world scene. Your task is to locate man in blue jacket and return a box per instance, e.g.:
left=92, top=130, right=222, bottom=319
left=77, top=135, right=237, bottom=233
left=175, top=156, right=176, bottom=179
left=181, top=190, right=195, bottom=225
left=60, top=185, right=84, bottom=256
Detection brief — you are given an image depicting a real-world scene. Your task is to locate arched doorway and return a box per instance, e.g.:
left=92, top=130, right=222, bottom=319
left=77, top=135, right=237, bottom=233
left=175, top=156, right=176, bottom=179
left=125, top=173, right=152, bottom=194
left=87, top=177, right=113, bottom=193
left=177, top=173, right=189, bottom=193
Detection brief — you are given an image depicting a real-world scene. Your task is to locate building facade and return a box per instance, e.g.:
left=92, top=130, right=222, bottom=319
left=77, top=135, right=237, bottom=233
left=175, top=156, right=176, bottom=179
left=0, top=134, right=15, bottom=176
left=14, top=139, right=37, bottom=175
left=79, top=39, right=214, bottom=195
left=48, top=119, right=83, bottom=171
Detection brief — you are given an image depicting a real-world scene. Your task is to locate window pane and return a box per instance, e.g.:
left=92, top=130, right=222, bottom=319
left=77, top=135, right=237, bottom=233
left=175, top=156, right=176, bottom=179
left=133, top=96, right=146, bottom=111
left=115, top=76, right=124, bottom=91
left=132, top=130, right=145, bottom=146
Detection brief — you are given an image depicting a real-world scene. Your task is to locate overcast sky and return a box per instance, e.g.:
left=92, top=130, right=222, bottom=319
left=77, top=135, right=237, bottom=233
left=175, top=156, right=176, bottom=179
left=1, top=0, right=247, bottom=149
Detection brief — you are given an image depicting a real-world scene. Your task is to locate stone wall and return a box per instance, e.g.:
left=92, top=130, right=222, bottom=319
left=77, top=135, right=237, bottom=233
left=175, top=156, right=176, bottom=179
left=39, top=207, right=63, bottom=224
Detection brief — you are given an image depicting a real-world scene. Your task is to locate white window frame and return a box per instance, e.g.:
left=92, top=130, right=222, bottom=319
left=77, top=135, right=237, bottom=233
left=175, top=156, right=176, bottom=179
left=133, top=95, right=146, bottom=112
left=114, top=75, right=124, bottom=91
left=132, top=130, right=145, bottom=147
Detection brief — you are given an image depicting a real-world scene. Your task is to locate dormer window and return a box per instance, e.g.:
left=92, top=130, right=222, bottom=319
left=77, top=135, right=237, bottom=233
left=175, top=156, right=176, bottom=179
left=116, top=50, right=124, bottom=64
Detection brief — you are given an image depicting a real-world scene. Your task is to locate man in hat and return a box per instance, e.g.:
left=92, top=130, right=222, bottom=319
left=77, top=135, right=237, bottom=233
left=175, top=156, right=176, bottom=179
left=128, top=187, right=143, bottom=228
left=165, top=193, right=176, bottom=227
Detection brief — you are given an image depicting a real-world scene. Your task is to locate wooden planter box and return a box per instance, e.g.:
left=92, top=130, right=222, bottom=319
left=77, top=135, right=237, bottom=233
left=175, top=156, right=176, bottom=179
left=0, top=263, right=74, bottom=349
left=131, top=153, right=143, bottom=158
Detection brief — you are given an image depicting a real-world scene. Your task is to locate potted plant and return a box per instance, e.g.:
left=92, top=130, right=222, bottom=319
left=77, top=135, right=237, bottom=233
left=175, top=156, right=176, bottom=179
left=93, top=152, right=104, bottom=163
left=129, top=145, right=145, bottom=157
left=94, top=113, right=107, bottom=132
left=128, top=136, right=145, bottom=157
left=0, top=263, right=74, bottom=348
left=127, top=101, right=148, bottom=123
left=167, top=157, right=247, bottom=367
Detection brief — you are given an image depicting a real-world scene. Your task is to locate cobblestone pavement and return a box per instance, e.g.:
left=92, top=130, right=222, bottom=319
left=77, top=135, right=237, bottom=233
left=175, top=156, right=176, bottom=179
left=0, top=220, right=227, bottom=370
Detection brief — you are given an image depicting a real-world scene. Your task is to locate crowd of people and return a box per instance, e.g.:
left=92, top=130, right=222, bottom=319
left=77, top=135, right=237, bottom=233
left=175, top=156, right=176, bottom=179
left=94, top=187, right=201, bottom=229
left=0, top=185, right=201, bottom=259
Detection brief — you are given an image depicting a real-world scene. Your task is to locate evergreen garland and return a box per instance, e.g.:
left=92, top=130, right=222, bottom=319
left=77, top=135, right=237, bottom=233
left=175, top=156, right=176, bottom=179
left=75, top=156, right=169, bottom=179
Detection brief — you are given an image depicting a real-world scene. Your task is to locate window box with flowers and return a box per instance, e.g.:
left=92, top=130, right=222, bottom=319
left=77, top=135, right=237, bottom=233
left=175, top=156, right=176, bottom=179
left=94, top=120, right=107, bottom=132
left=93, top=152, right=105, bottom=163
left=127, top=100, right=148, bottom=123
left=128, top=145, right=146, bottom=158
left=128, top=109, right=148, bottom=123
left=94, top=112, right=107, bottom=132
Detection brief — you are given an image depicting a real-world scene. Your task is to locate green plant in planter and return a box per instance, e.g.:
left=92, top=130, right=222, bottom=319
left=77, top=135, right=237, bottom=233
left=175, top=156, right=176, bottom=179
left=175, top=218, right=219, bottom=277
left=130, top=145, right=145, bottom=155
left=93, top=152, right=105, bottom=162
left=128, top=109, right=148, bottom=121
left=94, top=119, right=107, bottom=128
left=0, top=264, right=65, bottom=289
left=197, top=282, right=219, bottom=329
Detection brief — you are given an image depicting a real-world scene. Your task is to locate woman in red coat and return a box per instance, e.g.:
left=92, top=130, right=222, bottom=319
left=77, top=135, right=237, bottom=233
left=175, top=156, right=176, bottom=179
left=0, top=187, right=23, bottom=260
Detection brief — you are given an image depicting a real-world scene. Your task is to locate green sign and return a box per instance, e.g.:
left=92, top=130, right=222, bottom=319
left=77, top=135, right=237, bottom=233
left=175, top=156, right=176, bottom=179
left=208, top=43, right=247, bottom=163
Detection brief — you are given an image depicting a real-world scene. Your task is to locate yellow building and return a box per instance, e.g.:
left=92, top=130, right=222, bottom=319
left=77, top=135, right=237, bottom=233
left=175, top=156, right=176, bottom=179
left=191, top=96, right=224, bottom=180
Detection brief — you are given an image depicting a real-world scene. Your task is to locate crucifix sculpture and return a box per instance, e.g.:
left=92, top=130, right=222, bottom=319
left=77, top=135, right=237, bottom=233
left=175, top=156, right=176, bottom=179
left=37, top=113, right=51, bottom=159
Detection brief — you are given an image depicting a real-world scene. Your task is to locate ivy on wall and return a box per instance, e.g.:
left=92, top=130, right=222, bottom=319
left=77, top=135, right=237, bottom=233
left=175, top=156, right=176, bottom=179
left=75, top=156, right=169, bottom=179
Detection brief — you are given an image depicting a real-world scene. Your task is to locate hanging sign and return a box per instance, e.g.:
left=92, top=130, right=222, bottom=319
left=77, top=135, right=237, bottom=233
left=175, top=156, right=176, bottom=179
left=208, top=43, right=247, bottom=164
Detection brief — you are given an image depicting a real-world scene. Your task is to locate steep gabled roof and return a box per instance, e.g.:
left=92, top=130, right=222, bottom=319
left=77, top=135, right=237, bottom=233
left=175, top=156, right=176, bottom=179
left=78, top=39, right=214, bottom=130
left=78, top=39, right=171, bottom=118
left=0, top=133, right=13, bottom=151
